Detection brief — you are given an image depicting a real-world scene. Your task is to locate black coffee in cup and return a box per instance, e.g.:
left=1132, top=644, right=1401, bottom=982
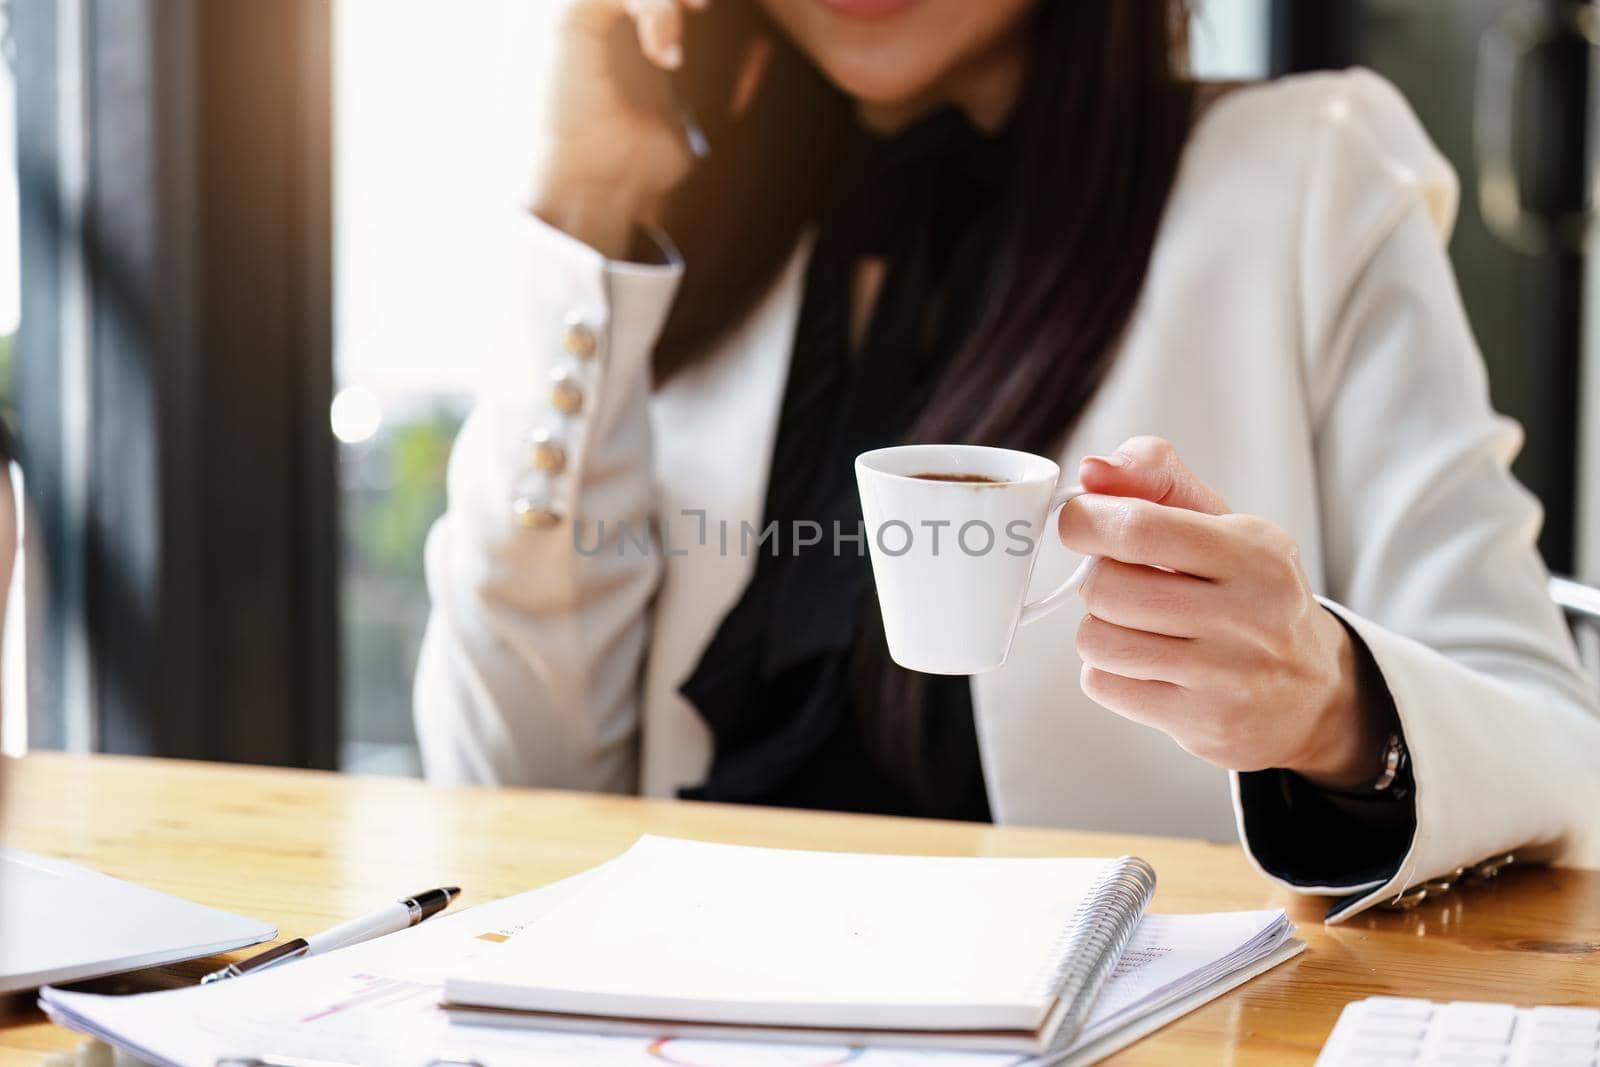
left=910, top=472, right=1010, bottom=485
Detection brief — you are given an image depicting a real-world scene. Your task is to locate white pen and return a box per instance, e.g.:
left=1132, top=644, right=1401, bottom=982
left=200, top=886, right=460, bottom=984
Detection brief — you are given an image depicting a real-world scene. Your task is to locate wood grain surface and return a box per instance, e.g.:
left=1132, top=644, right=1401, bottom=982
left=0, top=752, right=1595, bottom=1065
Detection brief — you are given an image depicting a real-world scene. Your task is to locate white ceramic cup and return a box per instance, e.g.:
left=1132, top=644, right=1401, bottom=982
left=855, top=444, right=1097, bottom=675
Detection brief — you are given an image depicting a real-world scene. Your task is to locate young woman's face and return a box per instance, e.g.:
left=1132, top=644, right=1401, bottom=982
left=754, top=0, right=1037, bottom=109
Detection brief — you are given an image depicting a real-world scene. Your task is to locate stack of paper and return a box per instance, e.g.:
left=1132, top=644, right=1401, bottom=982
left=43, top=839, right=1304, bottom=1067
left=1068, top=908, right=1300, bottom=1057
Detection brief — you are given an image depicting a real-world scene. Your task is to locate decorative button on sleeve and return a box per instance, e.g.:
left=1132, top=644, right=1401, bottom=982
left=549, top=371, right=585, bottom=416
left=528, top=429, right=567, bottom=474
left=511, top=308, right=600, bottom=529
left=563, top=312, right=599, bottom=359
left=1382, top=854, right=1515, bottom=911
left=512, top=497, right=562, bottom=529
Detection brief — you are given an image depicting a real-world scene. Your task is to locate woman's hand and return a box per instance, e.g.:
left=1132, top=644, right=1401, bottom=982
left=1058, top=436, right=1392, bottom=789
left=528, top=0, right=719, bottom=257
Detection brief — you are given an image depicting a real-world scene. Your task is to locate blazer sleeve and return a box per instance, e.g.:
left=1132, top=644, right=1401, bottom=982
left=413, top=210, right=681, bottom=790
left=1231, top=70, right=1600, bottom=920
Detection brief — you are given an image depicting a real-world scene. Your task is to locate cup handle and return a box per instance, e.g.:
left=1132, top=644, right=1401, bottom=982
left=1018, top=486, right=1097, bottom=627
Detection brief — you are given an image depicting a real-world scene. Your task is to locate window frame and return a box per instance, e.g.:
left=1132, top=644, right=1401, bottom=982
left=14, top=0, right=337, bottom=766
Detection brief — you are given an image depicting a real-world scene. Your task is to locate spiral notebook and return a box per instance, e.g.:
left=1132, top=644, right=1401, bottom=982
left=443, top=836, right=1156, bottom=1054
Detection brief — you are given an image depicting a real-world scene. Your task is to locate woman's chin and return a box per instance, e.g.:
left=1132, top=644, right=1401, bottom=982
left=812, top=56, right=943, bottom=110
left=816, top=0, right=925, bottom=17
left=758, top=0, right=1034, bottom=116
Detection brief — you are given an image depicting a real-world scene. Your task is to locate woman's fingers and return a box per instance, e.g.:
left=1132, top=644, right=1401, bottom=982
left=624, top=0, right=688, bottom=68
left=1078, top=667, right=1187, bottom=729
left=1078, top=559, right=1219, bottom=638
left=1059, top=494, right=1242, bottom=580
left=1076, top=614, right=1201, bottom=685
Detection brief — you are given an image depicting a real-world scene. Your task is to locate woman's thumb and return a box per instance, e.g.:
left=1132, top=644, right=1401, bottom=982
left=1078, top=435, right=1229, bottom=515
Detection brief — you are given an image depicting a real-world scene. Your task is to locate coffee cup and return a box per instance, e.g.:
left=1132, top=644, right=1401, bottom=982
left=855, top=444, right=1096, bottom=675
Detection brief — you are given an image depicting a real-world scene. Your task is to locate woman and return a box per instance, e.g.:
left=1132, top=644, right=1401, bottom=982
left=415, top=0, right=1600, bottom=920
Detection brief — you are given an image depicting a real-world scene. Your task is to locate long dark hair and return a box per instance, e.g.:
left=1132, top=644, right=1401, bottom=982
left=657, top=0, right=1197, bottom=802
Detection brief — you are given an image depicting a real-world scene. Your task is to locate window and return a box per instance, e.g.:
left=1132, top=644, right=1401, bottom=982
left=1190, top=0, right=1270, bottom=79
left=13, top=0, right=336, bottom=764
left=333, top=0, right=547, bottom=773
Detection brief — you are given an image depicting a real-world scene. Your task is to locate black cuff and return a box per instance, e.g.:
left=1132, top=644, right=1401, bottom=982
left=1239, top=767, right=1415, bottom=891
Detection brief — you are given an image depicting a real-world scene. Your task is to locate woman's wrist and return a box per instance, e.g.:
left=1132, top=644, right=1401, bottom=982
left=1288, top=609, right=1397, bottom=790
left=528, top=174, right=654, bottom=261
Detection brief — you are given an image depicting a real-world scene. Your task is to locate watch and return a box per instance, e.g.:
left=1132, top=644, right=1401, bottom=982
left=1320, top=729, right=1412, bottom=801
left=1370, top=730, right=1411, bottom=797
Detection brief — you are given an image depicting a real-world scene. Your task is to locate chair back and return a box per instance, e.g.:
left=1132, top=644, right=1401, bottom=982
left=1551, top=575, right=1600, bottom=683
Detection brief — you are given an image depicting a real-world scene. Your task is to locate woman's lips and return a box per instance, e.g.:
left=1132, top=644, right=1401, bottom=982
left=817, top=0, right=923, bottom=19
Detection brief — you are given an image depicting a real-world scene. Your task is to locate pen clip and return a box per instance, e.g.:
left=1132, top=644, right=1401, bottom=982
left=247, top=940, right=310, bottom=972
left=201, top=938, right=309, bottom=984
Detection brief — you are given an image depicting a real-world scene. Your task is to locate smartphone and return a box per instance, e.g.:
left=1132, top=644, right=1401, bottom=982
left=604, top=1, right=772, bottom=159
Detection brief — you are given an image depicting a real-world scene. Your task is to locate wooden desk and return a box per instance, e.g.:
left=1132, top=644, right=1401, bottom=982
left=0, top=753, right=1595, bottom=1065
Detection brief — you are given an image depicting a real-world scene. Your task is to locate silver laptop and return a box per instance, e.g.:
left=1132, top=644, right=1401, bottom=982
left=0, top=848, right=275, bottom=993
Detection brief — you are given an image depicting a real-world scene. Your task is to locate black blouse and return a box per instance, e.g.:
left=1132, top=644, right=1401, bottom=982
left=678, top=108, right=1010, bottom=821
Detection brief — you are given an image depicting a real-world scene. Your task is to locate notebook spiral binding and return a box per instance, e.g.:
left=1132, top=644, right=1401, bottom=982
left=1028, top=855, right=1158, bottom=1053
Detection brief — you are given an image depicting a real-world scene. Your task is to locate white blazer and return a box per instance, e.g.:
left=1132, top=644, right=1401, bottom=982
left=415, top=69, right=1600, bottom=919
